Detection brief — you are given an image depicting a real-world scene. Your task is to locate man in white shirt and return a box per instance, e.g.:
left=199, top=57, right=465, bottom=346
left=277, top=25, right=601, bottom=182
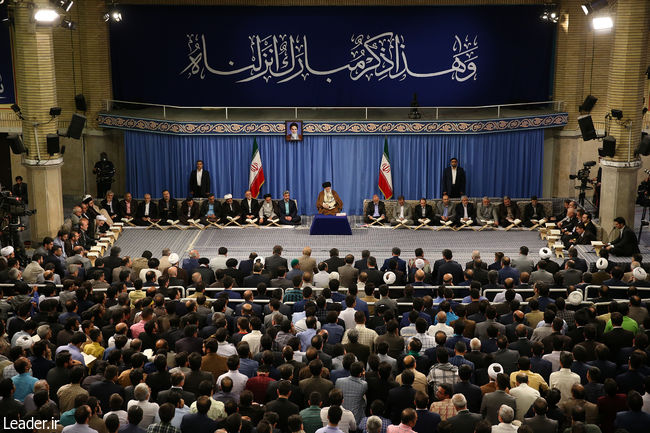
left=339, top=296, right=358, bottom=330
left=210, top=247, right=229, bottom=271
left=216, top=355, right=249, bottom=403
left=428, top=312, right=454, bottom=337
left=509, top=373, right=540, bottom=420
left=313, top=262, right=331, bottom=288
left=548, top=351, right=581, bottom=404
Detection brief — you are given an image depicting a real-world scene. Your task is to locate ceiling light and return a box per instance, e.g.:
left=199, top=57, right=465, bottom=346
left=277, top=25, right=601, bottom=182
left=104, top=6, right=122, bottom=23
left=540, top=4, right=559, bottom=24
left=58, top=0, right=74, bottom=12
left=592, top=16, right=613, bottom=30
left=61, top=19, right=76, bottom=30
left=34, top=8, right=60, bottom=23
left=581, top=3, right=593, bottom=15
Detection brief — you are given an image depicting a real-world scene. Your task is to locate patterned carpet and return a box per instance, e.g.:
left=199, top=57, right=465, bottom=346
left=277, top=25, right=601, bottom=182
left=112, top=225, right=556, bottom=266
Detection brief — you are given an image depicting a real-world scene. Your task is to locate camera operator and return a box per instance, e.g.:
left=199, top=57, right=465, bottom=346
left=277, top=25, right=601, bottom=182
left=93, top=152, right=115, bottom=199
left=636, top=170, right=650, bottom=207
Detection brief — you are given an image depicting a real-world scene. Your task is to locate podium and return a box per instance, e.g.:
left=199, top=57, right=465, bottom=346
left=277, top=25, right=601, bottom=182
left=310, top=215, right=352, bottom=235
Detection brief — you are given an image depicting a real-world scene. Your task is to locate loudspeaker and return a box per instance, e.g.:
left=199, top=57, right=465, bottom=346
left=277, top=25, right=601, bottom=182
left=47, top=134, right=60, bottom=155
left=578, top=115, right=597, bottom=141
left=579, top=95, right=598, bottom=113
left=66, top=113, right=86, bottom=139
left=7, top=134, right=26, bottom=154
left=599, top=136, right=616, bottom=157
left=75, top=94, right=87, bottom=112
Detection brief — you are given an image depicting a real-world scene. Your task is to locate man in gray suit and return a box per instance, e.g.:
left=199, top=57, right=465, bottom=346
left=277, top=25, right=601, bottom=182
left=338, top=254, right=359, bottom=289
left=529, top=261, right=555, bottom=286
left=555, top=260, right=583, bottom=287
left=474, top=306, right=506, bottom=339
left=435, top=194, right=456, bottom=226
left=511, top=246, right=535, bottom=274
left=447, top=393, right=483, bottom=433
left=480, top=373, right=517, bottom=425
left=477, top=196, right=499, bottom=226
left=390, top=195, right=414, bottom=226
left=522, top=397, right=558, bottom=433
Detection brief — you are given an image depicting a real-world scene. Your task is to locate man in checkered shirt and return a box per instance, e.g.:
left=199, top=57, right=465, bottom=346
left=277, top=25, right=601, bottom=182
left=426, top=346, right=460, bottom=392
left=342, top=311, right=378, bottom=352
left=406, top=318, right=437, bottom=352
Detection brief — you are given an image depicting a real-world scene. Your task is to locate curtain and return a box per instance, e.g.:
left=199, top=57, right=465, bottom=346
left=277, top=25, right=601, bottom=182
left=125, top=129, right=543, bottom=215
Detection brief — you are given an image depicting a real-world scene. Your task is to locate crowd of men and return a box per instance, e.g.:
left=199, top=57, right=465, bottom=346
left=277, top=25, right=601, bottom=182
left=1, top=236, right=650, bottom=433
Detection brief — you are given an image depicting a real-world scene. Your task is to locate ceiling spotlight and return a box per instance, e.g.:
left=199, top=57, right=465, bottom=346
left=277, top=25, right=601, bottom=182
left=540, top=4, right=559, bottom=23
left=104, top=7, right=122, bottom=23
left=10, top=104, right=20, bottom=113
left=56, top=0, right=74, bottom=12
left=34, top=8, right=60, bottom=23
left=592, top=16, right=613, bottom=30
left=61, top=19, right=76, bottom=30
left=581, top=3, right=593, bottom=15
left=611, top=109, right=623, bottom=120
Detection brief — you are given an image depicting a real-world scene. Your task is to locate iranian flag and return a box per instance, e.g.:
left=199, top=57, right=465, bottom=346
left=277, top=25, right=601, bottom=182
left=248, top=139, right=265, bottom=198
left=378, top=138, right=393, bottom=199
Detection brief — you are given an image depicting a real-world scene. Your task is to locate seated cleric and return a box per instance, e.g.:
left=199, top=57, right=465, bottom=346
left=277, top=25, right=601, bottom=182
left=316, top=181, right=343, bottom=215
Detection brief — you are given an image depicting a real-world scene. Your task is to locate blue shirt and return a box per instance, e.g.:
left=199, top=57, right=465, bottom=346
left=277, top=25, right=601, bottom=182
left=322, top=323, right=345, bottom=344
left=239, top=358, right=259, bottom=379
left=316, top=425, right=344, bottom=433
left=56, top=343, right=85, bottom=366
left=11, top=372, right=38, bottom=401
left=298, top=329, right=317, bottom=351
left=285, top=201, right=290, bottom=214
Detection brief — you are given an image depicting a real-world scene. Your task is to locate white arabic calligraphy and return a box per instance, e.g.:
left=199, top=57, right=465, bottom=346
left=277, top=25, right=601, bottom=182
left=181, top=33, right=478, bottom=84
left=0, top=73, right=5, bottom=98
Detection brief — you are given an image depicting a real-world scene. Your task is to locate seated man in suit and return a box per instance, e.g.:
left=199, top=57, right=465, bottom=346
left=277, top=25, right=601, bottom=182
left=316, top=182, right=343, bottom=215
left=240, top=190, right=260, bottom=222
left=497, top=196, right=521, bottom=227
left=364, top=194, right=387, bottom=224
left=158, top=189, right=178, bottom=225
left=179, top=196, right=200, bottom=225
left=606, top=216, right=640, bottom=256
left=454, top=196, right=476, bottom=227
left=477, top=196, right=499, bottom=226
left=391, top=195, right=413, bottom=226
left=523, top=196, right=546, bottom=227
left=220, top=194, right=241, bottom=223
left=134, top=193, right=159, bottom=226
left=119, top=192, right=138, bottom=220
left=568, top=223, right=596, bottom=247
left=199, top=193, right=221, bottom=224
left=435, top=194, right=456, bottom=226
left=413, top=198, right=434, bottom=225
left=277, top=190, right=301, bottom=225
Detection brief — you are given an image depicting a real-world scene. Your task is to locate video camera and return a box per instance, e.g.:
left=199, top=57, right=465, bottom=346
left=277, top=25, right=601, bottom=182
left=569, top=160, right=597, bottom=183
left=0, top=191, right=35, bottom=218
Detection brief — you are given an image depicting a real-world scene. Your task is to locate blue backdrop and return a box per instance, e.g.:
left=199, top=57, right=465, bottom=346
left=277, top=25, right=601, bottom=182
left=110, top=5, right=555, bottom=107
left=124, top=130, right=544, bottom=215
left=0, top=5, right=14, bottom=105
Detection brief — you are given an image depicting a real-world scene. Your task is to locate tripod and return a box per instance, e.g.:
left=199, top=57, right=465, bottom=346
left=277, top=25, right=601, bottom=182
left=575, top=182, right=593, bottom=208
left=638, top=200, right=650, bottom=245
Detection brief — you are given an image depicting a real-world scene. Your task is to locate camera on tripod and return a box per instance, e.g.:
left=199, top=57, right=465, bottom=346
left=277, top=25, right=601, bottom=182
left=569, top=160, right=597, bottom=183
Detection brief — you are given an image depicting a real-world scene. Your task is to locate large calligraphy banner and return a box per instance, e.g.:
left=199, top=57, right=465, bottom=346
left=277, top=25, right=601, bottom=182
left=0, top=6, right=15, bottom=105
left=110, top=5, right=555, bottom=107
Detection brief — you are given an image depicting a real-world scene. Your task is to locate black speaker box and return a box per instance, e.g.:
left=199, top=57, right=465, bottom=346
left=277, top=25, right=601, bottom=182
left=7, top=134, right=26, bottom=154
left=578, top=115, right=597, bottom=141
left=47, top=134, right=60, bottom=155
left=579, top=95, right=598, bottom=113
left=66, top=113, right=86, bottom=139
left=639, top=132, right=650, bottom=156
left=75, top=94, right=87, bottom=112
left=601, top=136, right=616, bottom=157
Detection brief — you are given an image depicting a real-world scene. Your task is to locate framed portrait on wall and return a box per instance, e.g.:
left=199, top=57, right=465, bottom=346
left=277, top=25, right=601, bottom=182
left=285, top=121, right=303, bottom=142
